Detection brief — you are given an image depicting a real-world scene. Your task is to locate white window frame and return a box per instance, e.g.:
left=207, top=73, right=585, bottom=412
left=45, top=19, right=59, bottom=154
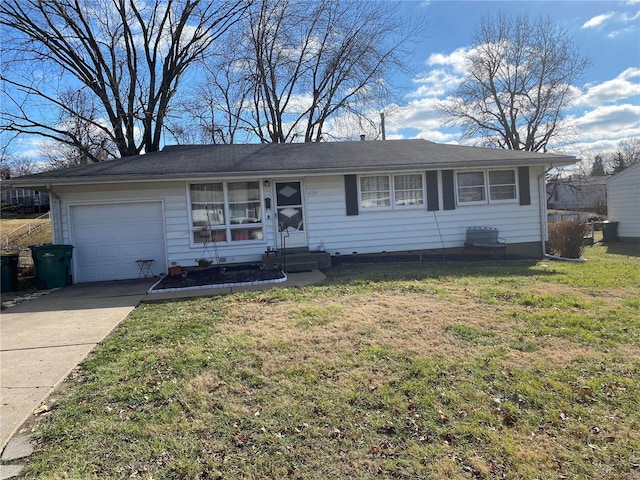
left=488, top=169, right=518, bottom=203
left=455, top=171, right=487, bottom=205
left=359, top=173, right=425, bottom=210
left=456, top=169, right=518, bottom=206
left=188, top=181, right=265, bottom=246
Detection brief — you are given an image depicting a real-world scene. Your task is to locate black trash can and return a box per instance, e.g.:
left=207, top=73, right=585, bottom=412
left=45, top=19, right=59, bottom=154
left=602, top=221, right=619, bottom=242
left=29, top=244, right=74, bottom=289
left=1, top=253, right=20, bottom=293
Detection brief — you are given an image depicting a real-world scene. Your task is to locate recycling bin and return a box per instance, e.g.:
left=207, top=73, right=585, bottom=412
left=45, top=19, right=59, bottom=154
left=1, top=253, right=20, bottom=293
left=29, top=244, right=74, bottom=289
left=601, top=221, right=619, bottom=242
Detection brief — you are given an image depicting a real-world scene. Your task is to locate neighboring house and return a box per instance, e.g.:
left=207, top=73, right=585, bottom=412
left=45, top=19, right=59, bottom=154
left=547, top=176, right=607, bottom=213
left=9, top=140, right=575, bottom=283
left=607, top=162, right=640, bottom=242
left=0, top=183, right=50, bottom=212
left=0, top=188, right=49, bottom=210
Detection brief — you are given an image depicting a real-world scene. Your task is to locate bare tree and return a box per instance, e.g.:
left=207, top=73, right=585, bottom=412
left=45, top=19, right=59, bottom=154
left=439, top=13, right=589, bottom=152
left=1, top=153, right=40, bottom=178
left=202, top=0, right=423, bottom=143
left=609, top=137, right=640, bottom=173
left=167, top=58, right=255, bottom=144
left=1, top=0, right=249, bottom=160
left=39, top=88, right=118, bottom=169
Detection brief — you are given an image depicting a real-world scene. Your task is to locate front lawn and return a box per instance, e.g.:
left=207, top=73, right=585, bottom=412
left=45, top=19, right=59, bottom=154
left=22, top=243, right=640, bottom=479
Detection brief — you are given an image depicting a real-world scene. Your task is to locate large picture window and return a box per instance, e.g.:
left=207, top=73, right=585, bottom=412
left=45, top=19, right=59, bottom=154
left=190, top=182, right=263, bottom=244
left=360, top=173, right=424, bottom=209
left=456, top=169, right=517, bottom=205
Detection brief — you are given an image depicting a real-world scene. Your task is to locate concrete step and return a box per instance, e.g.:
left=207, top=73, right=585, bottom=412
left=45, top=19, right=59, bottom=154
left=282, top=261, right=318, bottom=273
left=262, top=251, right=331, bottom=271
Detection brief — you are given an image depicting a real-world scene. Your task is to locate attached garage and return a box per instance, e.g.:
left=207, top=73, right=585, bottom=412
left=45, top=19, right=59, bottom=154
left=70, top=202, right=166, bottom=283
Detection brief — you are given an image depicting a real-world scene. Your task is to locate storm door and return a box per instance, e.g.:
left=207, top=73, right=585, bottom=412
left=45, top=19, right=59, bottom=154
left=274, top=181, right=306, bottom=249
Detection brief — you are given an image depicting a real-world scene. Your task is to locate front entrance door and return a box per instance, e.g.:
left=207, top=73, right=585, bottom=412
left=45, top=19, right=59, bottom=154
left=274, top=181, right=306, bottom=249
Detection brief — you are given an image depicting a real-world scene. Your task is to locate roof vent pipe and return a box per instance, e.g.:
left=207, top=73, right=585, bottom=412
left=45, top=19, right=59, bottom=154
left=360, top=134, right=366, bottom=141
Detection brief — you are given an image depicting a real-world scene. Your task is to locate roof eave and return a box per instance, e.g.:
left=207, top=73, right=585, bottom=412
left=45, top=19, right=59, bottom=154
left=7, top=156, right=576, bottom=188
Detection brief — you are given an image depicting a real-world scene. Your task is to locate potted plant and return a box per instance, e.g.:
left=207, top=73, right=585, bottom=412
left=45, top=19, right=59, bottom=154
left=196, top=258, right=213, bottom=268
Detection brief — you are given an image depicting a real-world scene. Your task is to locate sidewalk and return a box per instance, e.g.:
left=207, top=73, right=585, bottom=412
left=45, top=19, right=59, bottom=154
left=0, top=269, right=326, bottom=473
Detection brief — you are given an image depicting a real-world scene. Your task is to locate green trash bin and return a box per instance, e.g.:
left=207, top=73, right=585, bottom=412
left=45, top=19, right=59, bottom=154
left=602, top=221, right=619, bottom=242
left=29, top=244, right=74, bottom=289
left=1, top=253, right=20, bottom=293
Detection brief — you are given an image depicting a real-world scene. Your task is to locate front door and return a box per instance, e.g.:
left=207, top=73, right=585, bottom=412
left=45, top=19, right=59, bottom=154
left=274, top=181, right=306, bottom=249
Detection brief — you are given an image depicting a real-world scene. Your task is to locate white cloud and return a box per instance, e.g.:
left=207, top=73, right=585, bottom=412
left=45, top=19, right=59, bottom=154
left=578, top=68, right=640, bottom=106
left=394, top=42, right=640, bottom=154
left=573, top=103, right=640, bottom=132
left=410, top=69, right=461, bottom=99
left=581, top=8, right=639, bottom=37
left=581, top=12, right=615, bottom=29
left=560, top=103, right=640, bottom=156
left=426, top=47, right=472, bottom=74
left=406, top=47, right=473, bottom=100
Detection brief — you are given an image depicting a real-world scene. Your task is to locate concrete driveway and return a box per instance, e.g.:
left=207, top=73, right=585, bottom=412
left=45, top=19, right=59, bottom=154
left=0, top=279, right=154, bottom=452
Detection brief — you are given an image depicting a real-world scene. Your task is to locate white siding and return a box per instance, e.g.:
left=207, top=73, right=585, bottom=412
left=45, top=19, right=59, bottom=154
left=53, top=165, right=547, bottom=281
left=304, top=168, right=544, bottom=255
left=607, top=163, right=640, bottom=240
left=55, top=182, right=271, bottom=277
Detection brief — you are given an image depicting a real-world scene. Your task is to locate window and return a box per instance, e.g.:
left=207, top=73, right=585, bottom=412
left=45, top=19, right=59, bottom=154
left=489, top=170, right=517, bottom=201
left=456, top=169, right=517, bottom=205
left=456, top=171, right=486, bottom=203
left=190, top=182, right=263, bottom=244
left=360, top=175, right=390, bottom=208
left=360, top=173, right=424, bottom=209
left=394, top=174, right=423, bottom=206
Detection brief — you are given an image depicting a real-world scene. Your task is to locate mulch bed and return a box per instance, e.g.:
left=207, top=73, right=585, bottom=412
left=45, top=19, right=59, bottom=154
left=151, top=264, right=285, bottom=291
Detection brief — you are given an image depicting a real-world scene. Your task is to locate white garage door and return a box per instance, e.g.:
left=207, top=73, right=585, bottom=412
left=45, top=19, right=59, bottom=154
left=71, top=202, right=166, bottom=283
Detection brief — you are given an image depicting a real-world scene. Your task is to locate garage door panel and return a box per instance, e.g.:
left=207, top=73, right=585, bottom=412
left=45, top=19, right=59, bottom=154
left=71, top=202, right=166, bottom=283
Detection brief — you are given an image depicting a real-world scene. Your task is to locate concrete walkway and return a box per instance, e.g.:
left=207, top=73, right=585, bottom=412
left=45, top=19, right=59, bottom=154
left=0, top=279, right=153, bottom=451
left=0, top=270, right=325, bottom=478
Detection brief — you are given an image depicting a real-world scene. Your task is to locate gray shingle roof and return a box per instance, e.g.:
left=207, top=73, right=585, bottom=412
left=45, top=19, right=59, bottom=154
left=10, top=139, right=576, bottom=186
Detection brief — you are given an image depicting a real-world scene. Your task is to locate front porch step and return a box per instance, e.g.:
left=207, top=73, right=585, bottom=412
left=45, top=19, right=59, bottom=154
left=282, top=261, right=318, bottom=273
left=262, top=251, right=331, bottom=272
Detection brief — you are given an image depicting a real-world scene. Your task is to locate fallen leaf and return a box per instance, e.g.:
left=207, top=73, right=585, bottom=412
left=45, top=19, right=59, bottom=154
left=438, top=410, right=450, bottom=423
left=33, top=404, right=50, bottom=415
left=502, top=414, right=517, bottom=426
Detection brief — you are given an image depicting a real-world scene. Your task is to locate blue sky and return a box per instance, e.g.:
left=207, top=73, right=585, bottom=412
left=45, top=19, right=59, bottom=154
left=380, top=0, right=640, bottom=159
left=5, top=0, right=639, bottom=163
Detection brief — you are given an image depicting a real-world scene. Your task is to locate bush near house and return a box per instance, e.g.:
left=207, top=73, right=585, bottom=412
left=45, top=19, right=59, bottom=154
left=546, top=219, right=588, bottom=258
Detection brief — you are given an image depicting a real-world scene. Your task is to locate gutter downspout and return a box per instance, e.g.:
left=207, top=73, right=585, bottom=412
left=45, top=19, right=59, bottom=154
left=538, top=166, right=554, bottom=258
left=45, top=183, right=63, bottom=244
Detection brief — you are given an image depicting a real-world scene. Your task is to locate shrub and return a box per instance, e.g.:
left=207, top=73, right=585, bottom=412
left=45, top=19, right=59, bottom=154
left=546, top=219, right=588, bottom=258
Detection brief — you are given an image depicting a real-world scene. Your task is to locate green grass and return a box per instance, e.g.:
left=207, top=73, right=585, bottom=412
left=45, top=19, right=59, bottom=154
left=21, top=242, right=640, bottom=479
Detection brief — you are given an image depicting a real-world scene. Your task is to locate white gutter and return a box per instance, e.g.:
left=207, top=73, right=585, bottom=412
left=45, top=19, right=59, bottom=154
left=45, top=183, right=63, bottom=244
left=539, top=166, right=555, bottom=258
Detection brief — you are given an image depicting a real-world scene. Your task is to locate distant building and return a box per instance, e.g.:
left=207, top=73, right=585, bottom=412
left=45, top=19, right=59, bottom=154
left=547, top=176, right=607, bottom=213
left=1, top=171, right=50, bottom=213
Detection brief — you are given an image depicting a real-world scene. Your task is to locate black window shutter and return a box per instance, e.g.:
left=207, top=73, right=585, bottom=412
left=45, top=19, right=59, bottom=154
left=344, top=174, right=359, bottom=216
left=426, top=170, right=439, bottom=211
left=442, top=170, right=456, bottom=210
left=518, top=166, right=531, bottom=206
